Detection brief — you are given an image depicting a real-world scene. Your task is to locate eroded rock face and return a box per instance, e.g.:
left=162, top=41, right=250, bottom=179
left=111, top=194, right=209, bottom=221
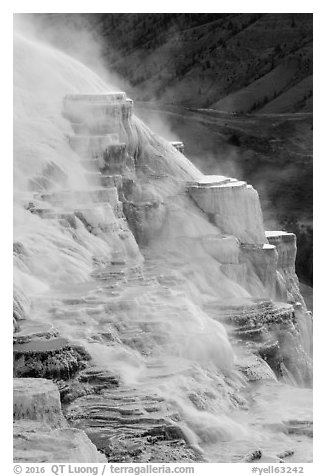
left=236, top=354, right=277, bottom=382
left=13, top=78, right=312, bottom=463
left=204, top=297, right=311, bottom=383
left=68, top=134, right=119, bottom=158
left=14, top=341, right=90, bottom=380
left=170, top=141, right=184, bottom=154
left=13, top=320, right=91, bottom=380
left=240, top=244, right=278, bottom=299
left=123, top=200, right=167, bottom=245
left=266, top=231, right=303, bottom=305
left=13, top=378, right=107, bottom=463
left=63, top=378, right=201, bottom=463
left=14, top=378, right=66, bottom=427
left=63, top=93, right=133, bottom=145
left=13, top=286, right=30, bottom=332
left=14, top=320, right=58, bottom=344
left=14, top=421, right=107, bottom=463
left=188, top=176, right=267, bottom=245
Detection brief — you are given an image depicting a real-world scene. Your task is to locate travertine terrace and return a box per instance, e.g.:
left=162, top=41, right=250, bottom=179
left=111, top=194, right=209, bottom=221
left=13, top=31, right=313, bottom=464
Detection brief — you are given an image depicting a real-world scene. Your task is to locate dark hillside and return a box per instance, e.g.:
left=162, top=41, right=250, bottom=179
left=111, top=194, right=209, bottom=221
left=34, top=13, right=313, bottom=113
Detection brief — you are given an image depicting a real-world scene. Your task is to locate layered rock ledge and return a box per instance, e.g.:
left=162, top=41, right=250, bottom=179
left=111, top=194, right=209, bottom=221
left=188, top=175, right=267, bottom=245
left=13, top=320, right=91, bottom=380
left=14, top=378, right=106, bottom=463
left=266, top=231, right=303, bottom=304
left=14, top=85, right=312, bottom=463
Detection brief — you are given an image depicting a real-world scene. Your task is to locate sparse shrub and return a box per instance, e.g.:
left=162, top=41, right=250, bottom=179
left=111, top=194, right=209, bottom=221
left=227, top=133, right=241, bottom=146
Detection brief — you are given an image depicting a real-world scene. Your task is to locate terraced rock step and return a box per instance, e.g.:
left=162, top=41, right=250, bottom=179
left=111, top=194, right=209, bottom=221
left=170, top=141, right=184, bottom=154
left=65, top=92, right=128, bottom=102
left=266, top=230, right=297, bottom=271
left=266, top=231, right=296, bottom=243
left=68, top=134, right=120, bottom=158
left=204, top=297, right=297, bottom=378
left=14, top=241, right=310, bottom=462
left=240, top=243, right=278, bottom=297
left=235, top=353, right=277, bottom=381
left=80, top=152, right=129, bottom=176
left=13, top=320, right=58, bottom=344
left=28, top=204, right=124, bottom=232
left=100, top=173, right=123, bottom=186
left=14, top=422, right=107, bottom=463
left=205, top=298, right=294, bottom=327
left=63, top=93, right=133, bottom=123
left=188, top=175, right=267, bottom=245
left=187, top=174, right=233, bottom=186
left=102, top=143, right=127, bottom=160
left=14, top=379, right=106, bottom=462
left=69, top=137, right=127, bottom=171
left=188, top=176, right=246, bottom=189
left=283, top=420, right=313, bottom=438
left=135, top=164, right=169, bottom=180
left=233, top=325, right=266, bottom=341
left=29, top=210, right=78, bottom=232
left=14, top=378, right=66, bottom=427
left=14, top=333, right=91, bottom=380
left=100, top=144, right=128, bottom=174
left=59, top=367, right=120, bottom=405
left=64, top=384, right=197, bottom=462
left=264, top=230, right=304, bottom=304
left=38, top=188, right=120, bottom=206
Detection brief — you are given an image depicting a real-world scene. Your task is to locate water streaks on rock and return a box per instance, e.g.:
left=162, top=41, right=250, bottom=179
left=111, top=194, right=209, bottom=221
left=13, top=28, right=312, bottom=464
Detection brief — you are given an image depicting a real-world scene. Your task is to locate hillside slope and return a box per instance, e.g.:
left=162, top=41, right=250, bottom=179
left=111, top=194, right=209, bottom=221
left=34, top=13, right=313, bottom=113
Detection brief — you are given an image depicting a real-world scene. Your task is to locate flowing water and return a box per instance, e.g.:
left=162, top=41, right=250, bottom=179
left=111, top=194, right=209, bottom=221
left=13, top=28, right=313, bottom=463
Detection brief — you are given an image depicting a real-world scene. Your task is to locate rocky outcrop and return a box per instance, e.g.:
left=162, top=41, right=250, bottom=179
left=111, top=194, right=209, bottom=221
left=13, top=286, right=29, bottom=332
left=64, top=382, right=200, bottom=462
left=187, top=177, right=308, bottom=306
left=63, top=93, right=133, bottom=139
left=240, top=243, right=278, bottom=298
left=204, top=297, right=311, bottom=384
left=14, top=378, right=66, bottom=427
left=188, top=176, right=267, bottom=245
left=64, top=93, right=138, bottom=171
left=13, top=378, right=106, bottom=462
left=266, top=231, right=303, bottom=305
left=100, top=143, right=130, bottom=175
left=59, top=94, right=142, bottom=264
left=38, top=188, right=121, bottom=209
left=13, top=320, right=90, bottom=380
left=14, top=422, right=107, bottom=463
left=68, top=133, right=119, bottom=157
left=123, top=200, right=167, bottom=245
left=170, top=141, right=184, bottom=154
left=13, top=66, right=312, bottom=463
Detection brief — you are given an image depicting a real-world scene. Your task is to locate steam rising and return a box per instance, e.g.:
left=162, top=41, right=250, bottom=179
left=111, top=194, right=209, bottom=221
left=13, top=15, right=312, bottom=462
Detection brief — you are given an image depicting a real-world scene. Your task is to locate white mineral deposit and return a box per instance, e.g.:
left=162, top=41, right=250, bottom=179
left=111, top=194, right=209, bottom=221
left=13, top=18, right=313, bottom=464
